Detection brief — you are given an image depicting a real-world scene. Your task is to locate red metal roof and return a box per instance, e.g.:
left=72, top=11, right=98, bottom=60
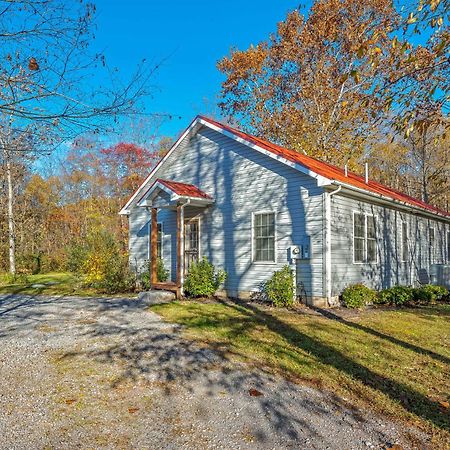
left=198, top=115, right=449, bottom=218
left=156, top=179, right=212, bottom=200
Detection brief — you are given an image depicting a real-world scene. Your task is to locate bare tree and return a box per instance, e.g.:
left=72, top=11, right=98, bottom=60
left=0, top=0, right=161, bottom=274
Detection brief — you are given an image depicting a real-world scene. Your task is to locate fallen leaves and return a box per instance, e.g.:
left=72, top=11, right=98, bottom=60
left=248, top=388, right=263, bottom=397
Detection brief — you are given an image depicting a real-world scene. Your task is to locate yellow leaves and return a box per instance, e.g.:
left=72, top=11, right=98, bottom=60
left=407, top=13, right=417, bottom=24
left=84, top=254, right=107, bottom=283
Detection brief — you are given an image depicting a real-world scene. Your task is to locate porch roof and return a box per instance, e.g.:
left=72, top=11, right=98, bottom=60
left=137, top=178, right=213, bottom=208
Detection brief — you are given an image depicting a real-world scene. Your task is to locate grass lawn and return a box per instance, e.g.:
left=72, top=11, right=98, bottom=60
left=0, top=272, right=115, bottom=297
left=152, top=300, right=450, bottom=447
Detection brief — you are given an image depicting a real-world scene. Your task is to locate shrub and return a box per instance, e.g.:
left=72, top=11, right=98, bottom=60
left=67, top=242, right=89, bottom=273
left=413, top=284, right=448, bottom=304
left=138, top=258, right=169, bottom=290
left=183, top=257, right=226, bottom=298
left=264, top=265, right=295, bottom=307
left=68, top=230, right=136, bottom=294
left=376, top=285, right=414, bottom=306
left=342, top=284, right=376, bottom=308
left=157, top=258, right=169, bottom=282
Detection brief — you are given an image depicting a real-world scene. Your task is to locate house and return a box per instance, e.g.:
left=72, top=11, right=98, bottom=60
left=120, top=116, right=450, bottom=306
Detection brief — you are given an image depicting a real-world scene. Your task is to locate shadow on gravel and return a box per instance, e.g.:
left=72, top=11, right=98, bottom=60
left=44, top=297, right=386, bottom=446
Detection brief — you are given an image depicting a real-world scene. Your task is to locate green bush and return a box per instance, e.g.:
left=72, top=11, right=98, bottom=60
left=157, top=258, right=169, bottom=282
left=413, top=284, right=448, bottom=304
left=342, top=284, right=376, bottom=308
left=138, top=258, right=169, bottom=290
left=264, top=265, right=295, bottom=307
left=376, top=285, right=414, bottom=306
left=183, top=257, right=226, bottom=298
left=66, top=230, right=136, bottom=294
left=66, top=242, right=89, bottom=273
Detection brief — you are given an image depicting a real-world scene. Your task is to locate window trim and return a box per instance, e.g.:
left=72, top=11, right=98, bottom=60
left=251, top=210, right=277, bottom=264
left=352, top=211, right=378, bottom=265
left=157, top=222, right=163, bottom=259
left=447, top=230, right=450, bottom=263
left=401, top=221, right=408, bottom=263
left=148, top=221, right=163, bottom=259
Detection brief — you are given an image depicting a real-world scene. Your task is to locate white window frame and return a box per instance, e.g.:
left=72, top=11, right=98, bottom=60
left=429, top=227, right=435, bottom=263
left=401, top=221, right=408, bottom=263
left=251, top=211, right=277, bottom=264
left=148, top=222, right=163, bottom=259
left=448, top=230, right=450, bottom=263
left=352, top=211, right=378, bottom=264
left=157, top=222, right=163, bottom=259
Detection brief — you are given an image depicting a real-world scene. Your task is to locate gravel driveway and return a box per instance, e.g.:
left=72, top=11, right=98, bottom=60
left=0, top=294, right=426, bottom=449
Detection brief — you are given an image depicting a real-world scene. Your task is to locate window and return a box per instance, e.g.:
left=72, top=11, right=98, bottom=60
left=253, top=212, right=275, bottom=262
left=429, top=227, right=435, bottom=263
left=353, top=212, right=377, bottom=263
left=353, top=213, right=365, bottom=263
left=447, top=231, right=450, bottom=263
left=157, top=223, right=163, bottom=258
left=401, top=222, right=408, bottom=262
left=366, top=215, right=377, bottom=263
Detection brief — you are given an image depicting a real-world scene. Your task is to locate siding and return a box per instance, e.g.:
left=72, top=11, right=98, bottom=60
left=129, top=126, right=325, bottom=299
left=330, top=192, right=449, bottom=295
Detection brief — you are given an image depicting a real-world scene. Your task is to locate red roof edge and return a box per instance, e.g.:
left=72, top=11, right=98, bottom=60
left=196, top=115, right=449, bottom=219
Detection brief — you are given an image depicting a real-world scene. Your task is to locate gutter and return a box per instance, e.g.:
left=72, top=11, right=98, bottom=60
left=328, top=181, right=450, bottom=223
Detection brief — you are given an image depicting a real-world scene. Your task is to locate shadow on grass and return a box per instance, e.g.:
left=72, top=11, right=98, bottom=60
left=219, top=299, right=449, bottom=432
left=311, top=306, right=450, bottom=366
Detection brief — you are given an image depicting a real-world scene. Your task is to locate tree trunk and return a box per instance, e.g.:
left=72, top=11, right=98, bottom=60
left=5, top=148, right=16, bottom=275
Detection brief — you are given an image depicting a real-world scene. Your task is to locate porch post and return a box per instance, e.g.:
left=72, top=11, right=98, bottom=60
left=150, top=207, right=158, bottom=285
left=176, top=203, right=184, bottom=290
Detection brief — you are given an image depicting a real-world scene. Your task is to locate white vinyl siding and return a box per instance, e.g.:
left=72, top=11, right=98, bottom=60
left=253, top=212, right=276, bottom=262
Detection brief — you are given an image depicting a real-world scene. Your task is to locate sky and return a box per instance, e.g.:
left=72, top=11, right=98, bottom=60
left=91, top=0, right=304, bottom=139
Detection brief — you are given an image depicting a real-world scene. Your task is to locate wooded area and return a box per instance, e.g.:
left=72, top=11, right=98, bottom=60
left=0, top=0, right=449, bottom=277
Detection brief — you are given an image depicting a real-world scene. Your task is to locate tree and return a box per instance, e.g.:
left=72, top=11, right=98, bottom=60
left=0, top=0, right=158, bottom=273
left=218, top=1, right=399, bottom=167
left=380, top=0, right=450, bottom=133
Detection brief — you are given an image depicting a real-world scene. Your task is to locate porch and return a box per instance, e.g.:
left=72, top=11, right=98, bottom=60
left=137, top=179, right=214, bottom=298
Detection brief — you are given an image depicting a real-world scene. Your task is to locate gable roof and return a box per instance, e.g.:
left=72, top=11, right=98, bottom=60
left=145, top=179, right=212, bottom=201
left=120, top=115, right=449, bottom=219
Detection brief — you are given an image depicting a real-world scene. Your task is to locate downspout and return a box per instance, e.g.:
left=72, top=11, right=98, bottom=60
left=324, top=185, right=342, bottom=304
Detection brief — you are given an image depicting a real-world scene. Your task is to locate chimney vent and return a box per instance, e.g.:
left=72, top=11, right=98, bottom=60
left=344, top=164, right=348, bottom=177
left=365, top=163, right=369, bottom=184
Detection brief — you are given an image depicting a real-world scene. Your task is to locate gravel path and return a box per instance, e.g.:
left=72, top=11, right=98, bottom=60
left=0, top=294, right=427, bottom=449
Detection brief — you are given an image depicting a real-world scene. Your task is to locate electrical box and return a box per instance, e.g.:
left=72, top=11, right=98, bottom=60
left=289, top=244, right=310, bottom=261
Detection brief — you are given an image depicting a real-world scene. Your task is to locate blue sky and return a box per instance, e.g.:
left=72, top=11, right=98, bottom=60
left=92, top=0, right=303, bottom=138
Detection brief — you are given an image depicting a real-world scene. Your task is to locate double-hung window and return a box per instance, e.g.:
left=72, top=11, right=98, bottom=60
left=353, top=212, right=377, bottom=263
left=157, top=223, right=163, bottom=258
left=253, top=212, right=275, bottom=262
left=429, top=227, right=435, bottom=263
left=401, top=222, right=408, bottom=262
left=448, top=231, right=450, bottom=263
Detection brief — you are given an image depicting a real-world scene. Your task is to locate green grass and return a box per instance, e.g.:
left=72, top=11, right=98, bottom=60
left=152, top=300, right=450, bottom=447
left=0, top=272, right=110, bottom=296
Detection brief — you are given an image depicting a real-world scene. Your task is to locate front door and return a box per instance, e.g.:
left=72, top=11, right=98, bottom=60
left=184, top=219, right=199, bottom=274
